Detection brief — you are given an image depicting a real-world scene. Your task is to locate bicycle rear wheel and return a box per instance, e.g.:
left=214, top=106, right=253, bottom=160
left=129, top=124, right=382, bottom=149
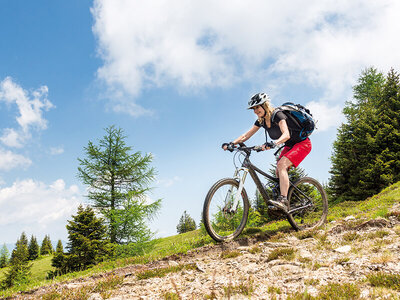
left=286, top=177, right=328, bottom=231
left=203, top=178, right=250, bottom=242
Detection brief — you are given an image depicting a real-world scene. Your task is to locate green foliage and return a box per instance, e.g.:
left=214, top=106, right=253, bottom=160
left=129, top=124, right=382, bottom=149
left=77, top=125, right=161, bottom=244
left=40, top=235, right=54, bottom=256
left=49, top=205, right=113, bottom=278
left=330, top=67, right=400, bottom=201
left=0, top=244, right=9, bottom=268
left=28, top=236, right=40, bottom=261
left=176, top=211, right=197, bottom=234
left=1, top=233, right=32, bottom=289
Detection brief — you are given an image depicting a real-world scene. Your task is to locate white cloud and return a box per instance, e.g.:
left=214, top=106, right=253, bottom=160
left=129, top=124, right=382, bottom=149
left=0, top=77, right=54, bottom=148
left=0, top=147, right=32, bottom=171
left=0, top=179, right=81, bottom=243
left=92, top=0, right=400, bottom=124
left=306, top=101, right=343, bottom=132
left=50, top=146, right=64, bottom=155
left=157, top=176, right=182, bottom=188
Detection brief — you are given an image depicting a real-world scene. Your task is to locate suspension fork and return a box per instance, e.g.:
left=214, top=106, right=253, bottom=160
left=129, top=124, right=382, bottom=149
left=224, top=167, right=249, bottom=212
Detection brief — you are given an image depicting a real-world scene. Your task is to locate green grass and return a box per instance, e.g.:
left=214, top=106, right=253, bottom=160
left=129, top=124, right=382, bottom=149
left=1, top=181, right=400, bottom=298
left=0, top=255, right=54, bottom=282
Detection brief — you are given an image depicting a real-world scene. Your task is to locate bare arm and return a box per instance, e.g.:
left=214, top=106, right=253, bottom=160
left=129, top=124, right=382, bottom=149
left=232, top=125, right=260, bottom=145
left=275, top=119, right=290, bottom=146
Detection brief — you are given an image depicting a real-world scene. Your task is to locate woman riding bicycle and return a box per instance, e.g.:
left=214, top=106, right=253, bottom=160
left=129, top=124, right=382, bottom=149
left=223, top=93, right=312, bottom=212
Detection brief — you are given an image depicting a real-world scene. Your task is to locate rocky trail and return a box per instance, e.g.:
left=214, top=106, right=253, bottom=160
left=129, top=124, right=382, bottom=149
left=10, top=211, right=400, bottom=299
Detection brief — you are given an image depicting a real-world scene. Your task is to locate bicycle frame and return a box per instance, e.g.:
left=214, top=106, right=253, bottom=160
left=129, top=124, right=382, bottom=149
left=231, top=148, right=313, bottom=215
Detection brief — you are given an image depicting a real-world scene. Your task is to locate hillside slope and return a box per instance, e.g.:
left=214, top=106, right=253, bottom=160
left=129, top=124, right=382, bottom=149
left=6, top=182, right=400, bottom=299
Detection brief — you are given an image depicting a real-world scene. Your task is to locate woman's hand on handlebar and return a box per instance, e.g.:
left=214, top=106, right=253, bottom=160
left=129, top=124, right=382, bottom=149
left=256, top=142, right=276, bottom=151
left=222, top=142, right=235, bottom=152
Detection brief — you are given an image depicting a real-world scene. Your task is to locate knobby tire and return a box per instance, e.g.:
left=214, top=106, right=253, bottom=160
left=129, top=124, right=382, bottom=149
left=286, top=177, right=328, bottom=231
left=203, top=178, right=250, bottom=242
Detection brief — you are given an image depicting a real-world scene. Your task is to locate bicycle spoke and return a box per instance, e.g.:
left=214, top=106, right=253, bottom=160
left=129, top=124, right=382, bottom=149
left=287, top=177, right=328, bottom=230
left=203, top=179, right=249, bottom=241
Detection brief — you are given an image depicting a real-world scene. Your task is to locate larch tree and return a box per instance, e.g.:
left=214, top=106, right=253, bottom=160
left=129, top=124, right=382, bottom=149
left=77, top=125, right=161, bottom=244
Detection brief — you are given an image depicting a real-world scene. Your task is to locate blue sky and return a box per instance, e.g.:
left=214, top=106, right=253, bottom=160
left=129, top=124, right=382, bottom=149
left=1, top=0, right=400, bottom=245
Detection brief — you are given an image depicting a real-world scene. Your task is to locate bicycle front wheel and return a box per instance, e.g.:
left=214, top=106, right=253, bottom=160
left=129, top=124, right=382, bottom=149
left=287, top=177, right=328, bottom=231
left=203, top=178, right=250, bottom=242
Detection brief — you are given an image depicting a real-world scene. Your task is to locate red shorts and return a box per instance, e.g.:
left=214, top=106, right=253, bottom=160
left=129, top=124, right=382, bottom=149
left=278, top=138, right=312, bottom=167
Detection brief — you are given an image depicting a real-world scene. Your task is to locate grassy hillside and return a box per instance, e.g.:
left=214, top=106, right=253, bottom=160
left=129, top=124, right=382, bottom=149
left=0, top=255, right=54, bottom=282
left=1, top=181, right=399, bottom=298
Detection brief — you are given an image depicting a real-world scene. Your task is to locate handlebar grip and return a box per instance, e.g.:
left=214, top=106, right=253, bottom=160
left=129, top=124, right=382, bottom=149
left=265, top=142, right=276, bottom=149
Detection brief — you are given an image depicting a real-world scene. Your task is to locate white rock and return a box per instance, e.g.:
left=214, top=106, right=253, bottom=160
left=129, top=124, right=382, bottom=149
left=168, top=260, right=179, bottom=267
left=334, top=245, right=351, bottom=253
left=299, top=249, right=313, bottom=259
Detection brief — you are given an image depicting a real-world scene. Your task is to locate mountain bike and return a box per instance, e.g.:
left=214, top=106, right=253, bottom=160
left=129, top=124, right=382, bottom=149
left=203, top=143, right=328, bottom=242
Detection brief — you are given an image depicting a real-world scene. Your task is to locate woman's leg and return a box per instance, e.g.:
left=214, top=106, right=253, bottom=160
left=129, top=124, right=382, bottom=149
left=276, top=156, right=293, bottom=197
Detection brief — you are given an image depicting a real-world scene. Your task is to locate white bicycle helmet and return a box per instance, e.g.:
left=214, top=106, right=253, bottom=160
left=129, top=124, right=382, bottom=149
left=247, top=93, right=270, bottom=109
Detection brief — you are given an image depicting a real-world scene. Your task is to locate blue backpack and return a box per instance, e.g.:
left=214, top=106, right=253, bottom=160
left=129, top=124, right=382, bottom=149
left=272, top=102, right=316, bottom=140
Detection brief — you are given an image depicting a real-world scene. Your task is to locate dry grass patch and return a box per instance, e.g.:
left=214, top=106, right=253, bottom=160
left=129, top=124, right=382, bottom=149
left=136, top=263, right=197, bottom=280
left=248, top=245, right=262, bottom=254
left=367, top=272, right=400, bottom=291
left=342, top=231, right=361, bottom=243
left=266, top=247, right=296, bottom=262
left=369, top=251, right=395, bottom=264
left=220, top=250, right=242, bottom=259
left=41, top=274, right=124, bottom=300
left=334, top=257, right=350, bottom=265
left=317, top=282, right=361, bottom=299
left=366, top=229, right=390, bottom=239
left=223, top=276, right=255, bottom=297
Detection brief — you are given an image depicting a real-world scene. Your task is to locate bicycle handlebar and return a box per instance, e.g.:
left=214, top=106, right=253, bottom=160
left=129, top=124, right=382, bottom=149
left=228, top=142, right=284, bottom=156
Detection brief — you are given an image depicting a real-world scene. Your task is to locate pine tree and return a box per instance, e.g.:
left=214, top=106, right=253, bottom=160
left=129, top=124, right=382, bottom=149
left=77, top=125, right=161, bottom=244
left=63, top=205, right=112, bottom=272
left=28, top=236, right=40, bottom=261
left=50, top=240, right=66, bottom=277
left=329, top=67, right=400, bottom=201
left=0, top=244, right=9, bottom=268
left=40, top=235, right=54, bottom=256
left=10, top=232, right=29, bottom=264
left=55, top=240, right=64, bottom=253
left=1, top=235, right=32, bottom=289
left=176, top=211, right=197, bottom=234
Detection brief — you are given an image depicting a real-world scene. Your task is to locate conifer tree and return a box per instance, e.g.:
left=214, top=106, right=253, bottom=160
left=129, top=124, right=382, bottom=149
left=10, top=232, right=29, bottom=264
left=329, top=67, right=400, bottom=201
left=77, top=125, right=161, bottom=244
left=176, top=211, right=197, bottom=234
left=0, top=244, right=9, bottom=268
left=64, top=205, right=112, bottom=271
left=1, top=235, right=32, bottom=289
left=50, top=240, right=66, bottom=277
left=28, top=236, right=40, bottom=261
left=40, top=235, right=53, bottom=255
left=55, top=240, right=64, bottom=253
